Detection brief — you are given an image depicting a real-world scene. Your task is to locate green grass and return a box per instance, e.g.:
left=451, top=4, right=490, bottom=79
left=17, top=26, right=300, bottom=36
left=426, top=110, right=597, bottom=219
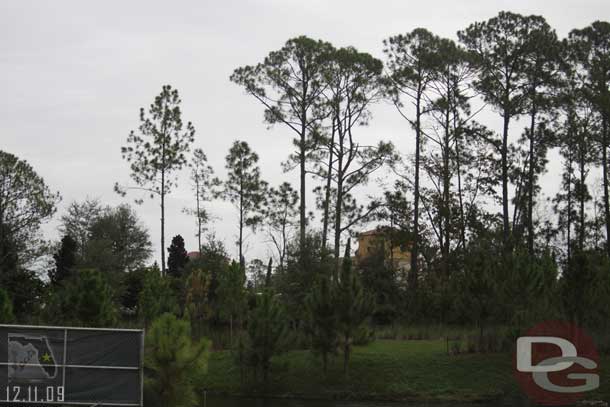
left=374, top=324, right=482, bottom=341
left=197, top=339, right=610, bottom=403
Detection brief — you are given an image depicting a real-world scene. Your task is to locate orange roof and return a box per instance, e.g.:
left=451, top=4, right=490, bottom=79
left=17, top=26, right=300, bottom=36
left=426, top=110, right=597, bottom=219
left=357, top=226, right=397, bottom=237
left=187, top=251, right=201, bottom=259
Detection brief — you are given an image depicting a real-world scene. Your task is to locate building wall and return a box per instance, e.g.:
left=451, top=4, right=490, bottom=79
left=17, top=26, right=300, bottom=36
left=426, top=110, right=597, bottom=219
left=355, top=231, right=411, bottom=272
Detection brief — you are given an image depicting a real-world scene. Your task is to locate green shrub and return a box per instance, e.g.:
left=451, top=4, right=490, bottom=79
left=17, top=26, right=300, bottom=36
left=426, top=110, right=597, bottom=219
left=450, top=339, right=462, bottom=355
left=353, top=324, right=375, bottom=346
left=44, top=268, right=116, bottom=327
left=139, top=266, right=177, bottom=326
left=0, top=288, right=14, bottom=323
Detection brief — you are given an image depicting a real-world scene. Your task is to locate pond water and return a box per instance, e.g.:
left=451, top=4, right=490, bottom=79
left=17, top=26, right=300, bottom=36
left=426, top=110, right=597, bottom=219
left=202, top=394, right=534, bottom=407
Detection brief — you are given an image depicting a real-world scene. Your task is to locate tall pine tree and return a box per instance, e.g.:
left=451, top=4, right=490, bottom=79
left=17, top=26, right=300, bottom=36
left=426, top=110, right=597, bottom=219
left=116, top=85, right=194, bottom=273
left=219, top=141, right=268, bottom=267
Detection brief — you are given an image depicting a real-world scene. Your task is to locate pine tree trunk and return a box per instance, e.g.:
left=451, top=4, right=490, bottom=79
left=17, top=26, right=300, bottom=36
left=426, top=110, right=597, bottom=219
left=602, top=118, right=610, bottom=259
left=161, top=172, right=166, bottom=274
left=230, top=314, right=233, bottom=349
left=196, top=176, right=202, bottom=252
left=239, top=178, right=244, bottom=267
left=567, top=157, right=573, bottom=274
left=579, top=140, right=586, bottom=252
left=333, top=115, right=345, bottom=281
left=299, top=83, right=308, bottom=251
left=300, top=141, right=306, bottom=249
left=334, top=176, right=344, bottom=279
left=441, top=103, right=451, bottom=276
left=455, top=125, right=467, bottom=250
left=343, top=335, right=349, bottom=377
left=527, top=104, right=537, bottom=256
left=501, top=110, right=511, bottom=253
left=159, top=115, right=168, bottom=275
left=410, top=89, right=421, bottom=292
left=322, top=121, right=335, bottom=249
left=333, top=118, right=344, bottom=280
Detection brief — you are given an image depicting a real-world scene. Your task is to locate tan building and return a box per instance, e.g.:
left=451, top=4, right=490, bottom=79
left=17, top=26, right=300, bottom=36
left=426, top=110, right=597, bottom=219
left=354, top=227, right=411, bottom=272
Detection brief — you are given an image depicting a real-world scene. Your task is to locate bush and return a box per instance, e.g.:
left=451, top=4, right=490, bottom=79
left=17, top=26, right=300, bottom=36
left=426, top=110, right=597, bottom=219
left=139, top=266, right=177, bottom=326
left=45, top=268, right=116, bottom=327
left=446, top=328, right=514, bottom=355
left=353, top=324, right=375, bottom=346
left=450, top=339, right=462, bottom=355
left=0, top=288, right=14, bottom=323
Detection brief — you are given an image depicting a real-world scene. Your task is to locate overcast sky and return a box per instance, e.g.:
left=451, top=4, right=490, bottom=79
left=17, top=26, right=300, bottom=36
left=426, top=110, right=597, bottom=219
left=2, top=0, right=609, bottom=266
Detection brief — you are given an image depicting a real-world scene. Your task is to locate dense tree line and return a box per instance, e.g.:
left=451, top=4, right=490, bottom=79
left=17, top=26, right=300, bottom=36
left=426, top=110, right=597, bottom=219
left=1, top=11, right=609, bottom=405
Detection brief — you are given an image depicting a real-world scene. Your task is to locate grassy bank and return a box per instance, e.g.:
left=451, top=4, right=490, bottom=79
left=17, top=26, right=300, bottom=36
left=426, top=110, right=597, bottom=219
left=196, top=339, right=610, bottom=403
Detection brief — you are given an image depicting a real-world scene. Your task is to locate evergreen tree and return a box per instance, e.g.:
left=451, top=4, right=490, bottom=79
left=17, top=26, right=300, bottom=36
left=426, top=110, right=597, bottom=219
left=231, top=36, right=334, bottom=249
left=516, top=18, right=561, bottom=254
left=501, top=250, right=558, bottom=330
left=217, top=261, right=247, bottom=347
left=383, top=28, right=440, bottom=292
left=305, top=274, right=338, bottom=374
left=121, top=267, right=147, bottom=311
left=1, top=268, right=44, bottom=321
left=116, top=85, right=195, bottom=273
left=219, top=141, right=268, bottom=265
left=334, top=239, right=373, bottom=376
left=561, top=249, right=610, bottom=329
left=72, top=269, right=117, bottom=327
left=553, top=43, right=598, bottom=268
left=138, top=265, right=177, bottom=327
left=422, top=37, right=474, bottom=274
left=456, top=236, right=501, bottom=342
left=247, top=258, right=267, bottom=291
left=320, top=46, right=394, bottom=277
left=184, top=268, right=212, bottom=339
left=276, top=234, right=332, bottom=325
left=357, top=238, right=401, bottom=325
left=185, top=235, right=231, bottom=320
left=185, top=148, right=218, bottom=252
left=458, top=12, right=543, bottom=252
left=568, top=22, right=610, bottom=258
left=49, top=234, right=78, bottom=286
left=243, top=288, right=287, bottom=384
left=167, top=234, right=189, bottom=278
left=46, top=269, right=117, bottom=327
left=264, top=183, right=299, bottom=271
left=145, top=313, right=210, bottom=407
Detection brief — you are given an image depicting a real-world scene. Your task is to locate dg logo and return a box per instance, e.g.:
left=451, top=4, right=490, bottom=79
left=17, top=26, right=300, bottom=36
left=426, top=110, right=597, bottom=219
left=514, top=321, right=600, bottom=406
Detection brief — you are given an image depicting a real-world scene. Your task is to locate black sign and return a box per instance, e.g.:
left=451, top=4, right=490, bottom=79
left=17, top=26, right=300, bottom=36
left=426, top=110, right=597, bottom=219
left=0, top=324, right=143, bottom=406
